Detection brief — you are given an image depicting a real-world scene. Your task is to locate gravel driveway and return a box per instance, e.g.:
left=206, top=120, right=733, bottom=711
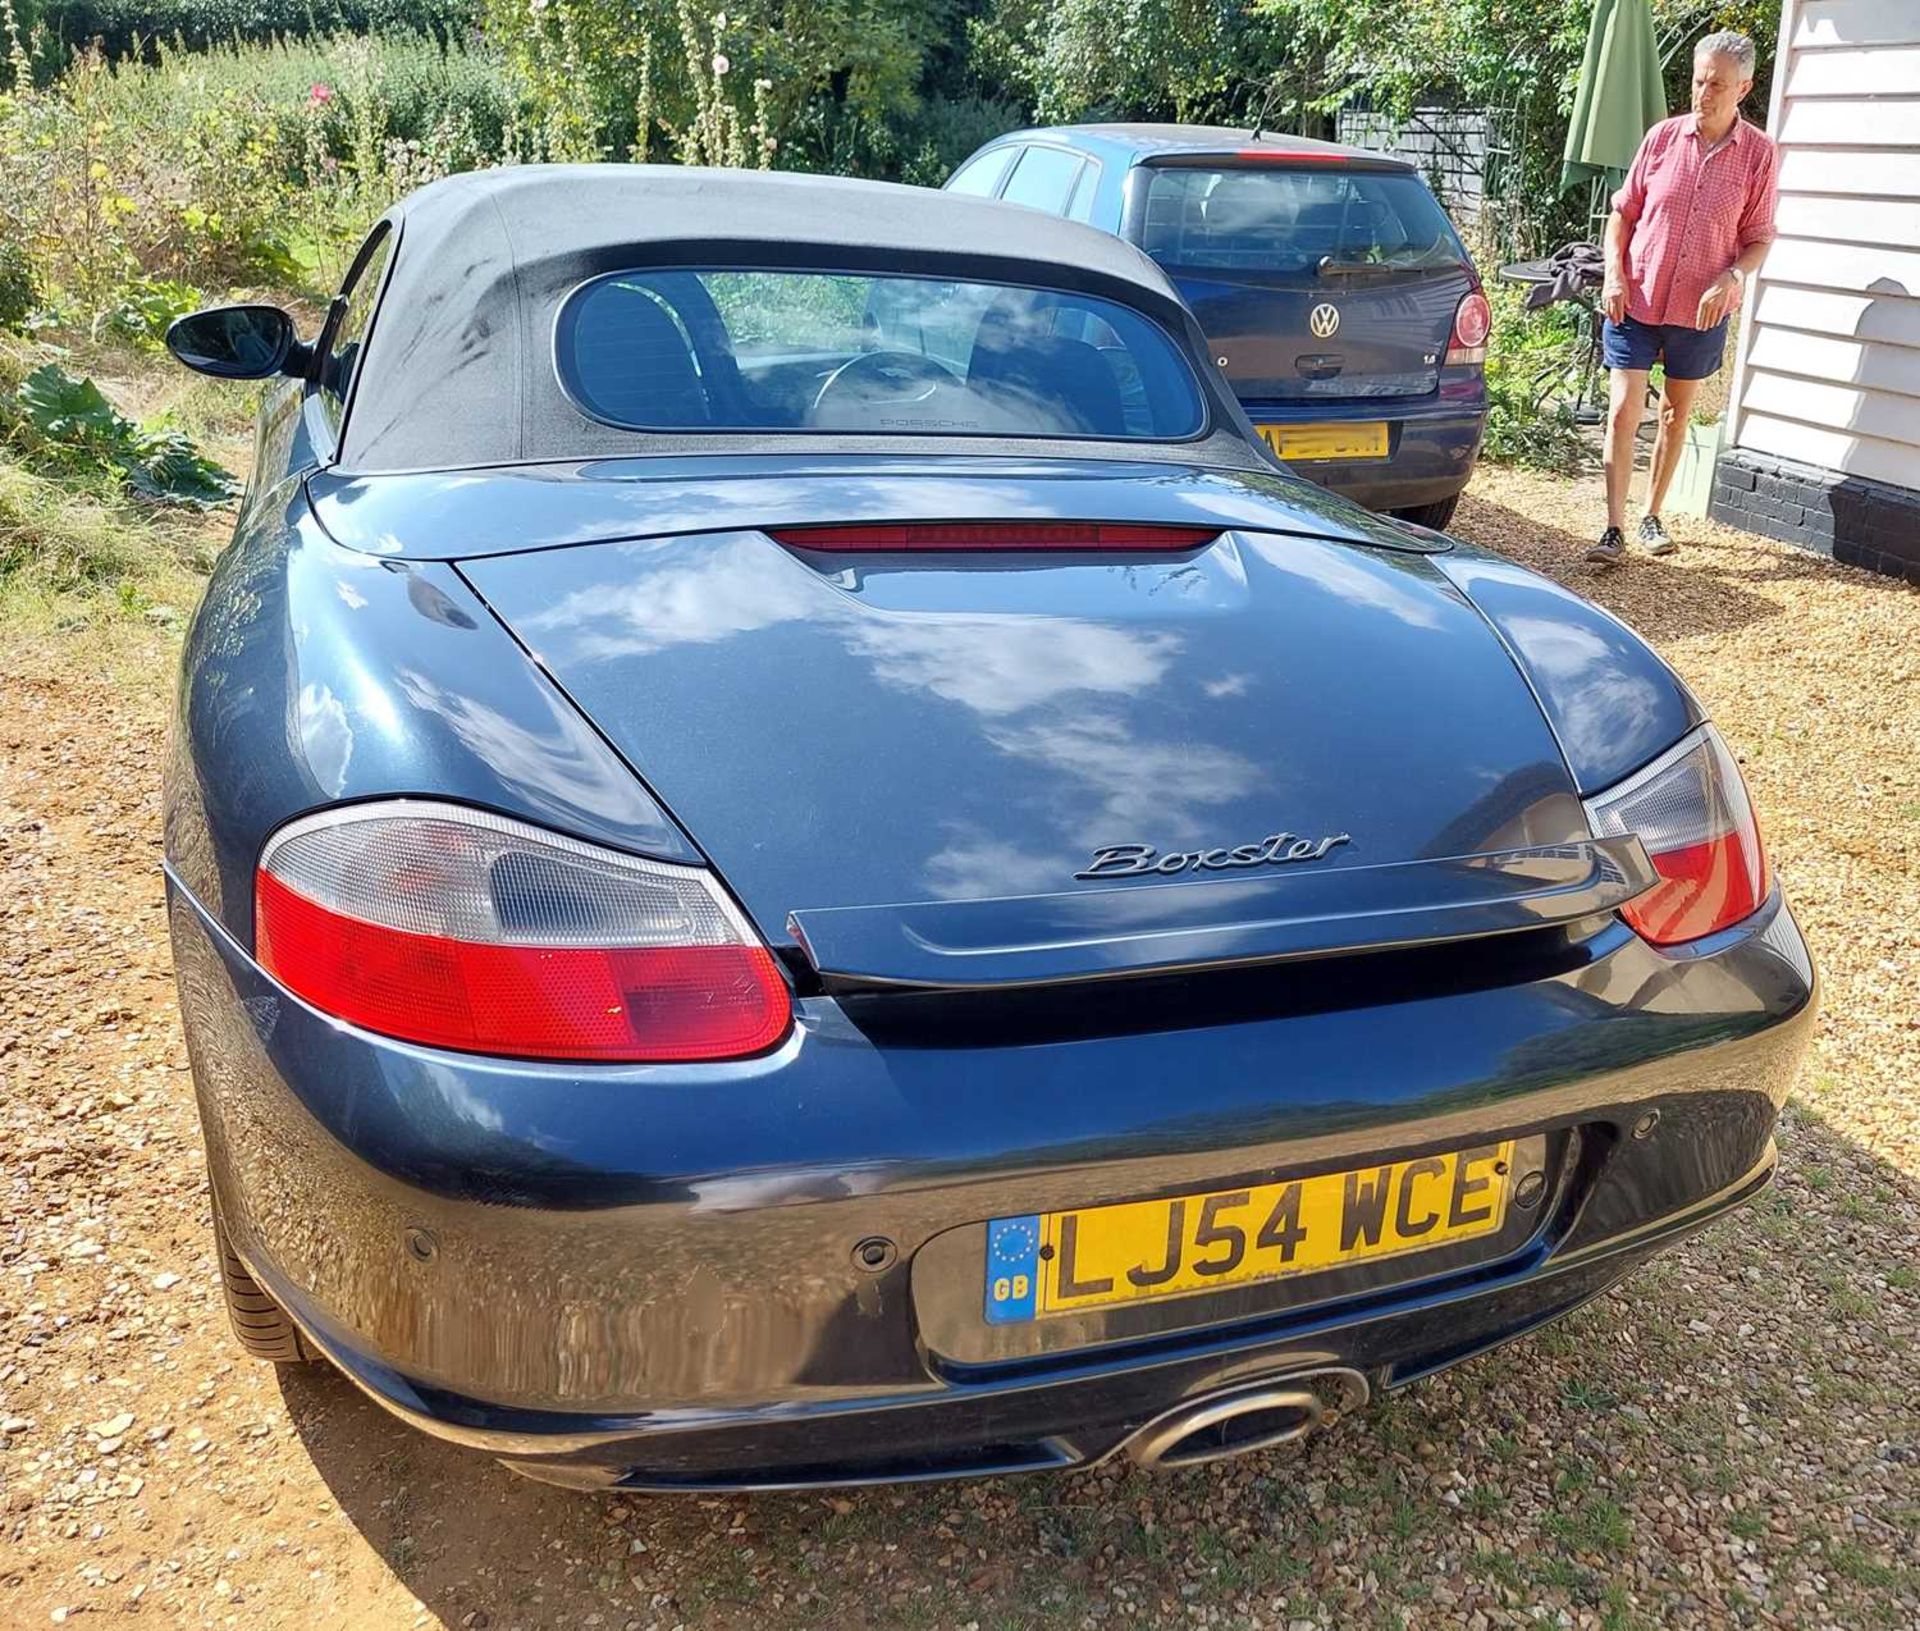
left=2, top=465, right=1915, bottom=1630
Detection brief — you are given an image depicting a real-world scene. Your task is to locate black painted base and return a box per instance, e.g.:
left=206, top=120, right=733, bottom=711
left=1710, top=448, right=1920, bottom=585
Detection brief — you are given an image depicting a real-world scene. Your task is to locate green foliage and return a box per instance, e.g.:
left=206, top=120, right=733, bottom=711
left=104, top=275, right=200, bottom=344
left=481, top=0, right=933, bottom=167
left=1479, top=280, right=1595, bottom=472
left=972, top=0, right=1270, bottom=124
left=8, top=360, right=238, bottom=504
left=0, top=240, right=35, bottom=330
left=0, top=33, right=519, bottom=320
left=891, top=91, right=1025, bottom=186
left=16, top=0, right=476, bottom=68
left=977, top=0, right=1780, bottom=252
left=0, top=454, right=152, bottom=587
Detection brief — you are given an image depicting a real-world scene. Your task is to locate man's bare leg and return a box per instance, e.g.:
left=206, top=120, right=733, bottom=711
left=1604, top=366, right=1649, bottom=530
left=1645, top=373, right=1704, bottom=522
left=1589, top=366, right=1649, bottom=563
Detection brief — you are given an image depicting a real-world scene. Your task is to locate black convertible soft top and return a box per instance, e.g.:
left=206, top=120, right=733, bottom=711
left=337, top=165, right=1265, bottom=474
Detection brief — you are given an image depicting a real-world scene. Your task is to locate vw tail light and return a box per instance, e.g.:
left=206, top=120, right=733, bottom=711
left=1585, top=725, right=1770, bottom=946
left=254, top=802, right=790, bottom=1061
left=1445, top=288, right=1491, bottom=368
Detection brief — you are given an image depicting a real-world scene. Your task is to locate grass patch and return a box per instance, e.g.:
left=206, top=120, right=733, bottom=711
left=1467, top=1546, right=1524, bottom=1590
left=1546, top=1495, right=1632, bottom=1556
left=1600, top=1583, right=1647, bottom=1631
left=1560, top=1376, right=1620, bottom=1412
left=1825, top=1540, right=1905, bottom=1591
left=1463, top=1482, right=1507, bottom=1519
left=0, top=336, right=245, bottom=692
left=1532, top=1553, right=1586, bottom=1592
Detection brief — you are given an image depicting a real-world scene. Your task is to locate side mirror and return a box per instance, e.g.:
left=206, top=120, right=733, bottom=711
left=165, top=305, right=308, bottom=380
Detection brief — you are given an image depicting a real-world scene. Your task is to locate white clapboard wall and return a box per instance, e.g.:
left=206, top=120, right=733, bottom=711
left=1725, top=0, right=1920, bottom=492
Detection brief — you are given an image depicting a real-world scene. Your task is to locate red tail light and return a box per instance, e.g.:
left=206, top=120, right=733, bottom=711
left=1446, top=289, right=1491, bottom=368
left=770, top=522, right=1218, bottom=552
left=254, top=803, right=791, bottom=1062
left=1585, top=726, right=1771, bottom=946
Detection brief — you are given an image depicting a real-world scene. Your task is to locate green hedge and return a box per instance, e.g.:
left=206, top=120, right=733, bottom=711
left=20, top=0, right=478, bottom=62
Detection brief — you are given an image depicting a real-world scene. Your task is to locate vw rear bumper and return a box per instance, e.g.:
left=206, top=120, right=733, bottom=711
left=1246, top=395, right=1487, bottom=511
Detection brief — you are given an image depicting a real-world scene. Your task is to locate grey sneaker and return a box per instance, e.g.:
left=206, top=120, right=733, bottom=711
left=1639, top=514, right=1678, bottom=556
left=1585, top=526, right=1627, bottom=566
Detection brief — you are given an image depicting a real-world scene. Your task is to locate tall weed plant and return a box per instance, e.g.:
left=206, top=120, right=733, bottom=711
left=0, top=30, right=519, bottom=323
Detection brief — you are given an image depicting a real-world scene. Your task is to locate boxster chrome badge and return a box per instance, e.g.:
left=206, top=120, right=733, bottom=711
left=1075, top=832, right=1350, bottom=881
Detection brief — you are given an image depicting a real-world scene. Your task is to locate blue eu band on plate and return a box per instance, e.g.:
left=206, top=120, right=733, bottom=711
left=985, top=1143, right=1514, bottom=1324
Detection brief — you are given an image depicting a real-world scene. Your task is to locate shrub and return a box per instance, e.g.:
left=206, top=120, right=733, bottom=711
left=483, top=0, right=933, bottom=168
left=1479, top=280, right=1596, bottom=472
left=0, top=240, right=35, bottom=330
left=105, top=274, right=201, bottom=343
left=6, top=360, right=238, bottom=504
left=782, top=90, right=1021, bottom=184
left=19, top=0, right=478, bottom=65
left=0, top=32, right=520, bottom=320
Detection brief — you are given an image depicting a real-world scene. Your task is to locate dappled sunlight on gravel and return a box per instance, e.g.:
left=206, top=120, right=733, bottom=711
left=2, top=465, right=1915, bottom=1629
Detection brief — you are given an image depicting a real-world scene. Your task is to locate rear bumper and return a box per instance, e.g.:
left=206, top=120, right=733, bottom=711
left=1244, top=392, right=1487, bottom=511
left=255, top=1154, right=1773, bottom=1491
left=169, top=881, right=1815, bottom=1489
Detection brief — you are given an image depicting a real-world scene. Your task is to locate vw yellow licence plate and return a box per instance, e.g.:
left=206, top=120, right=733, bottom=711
left=1260, top=422, right=1390, bottom=462
left=984, top=1143, right=1513, bottom=1324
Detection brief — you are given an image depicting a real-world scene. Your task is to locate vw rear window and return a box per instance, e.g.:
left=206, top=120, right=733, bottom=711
left=555, top=269, right=1206, bottom=440
left=1140, top=166, right=1466, bottom=275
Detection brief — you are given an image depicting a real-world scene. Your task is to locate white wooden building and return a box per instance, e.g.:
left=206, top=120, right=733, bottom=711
left=1710, top=0, right=1920, bottom=580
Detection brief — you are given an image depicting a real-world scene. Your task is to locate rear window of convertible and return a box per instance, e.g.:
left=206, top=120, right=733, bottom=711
left=555, top=269, right=1207, bottom=439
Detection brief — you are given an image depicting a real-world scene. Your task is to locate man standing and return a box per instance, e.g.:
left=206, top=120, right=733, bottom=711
left=1589, top=30, right=1778, bottom=566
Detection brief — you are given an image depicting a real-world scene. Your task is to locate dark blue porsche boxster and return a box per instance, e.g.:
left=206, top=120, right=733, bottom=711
left=163, top=165, right=1814, bottom=1493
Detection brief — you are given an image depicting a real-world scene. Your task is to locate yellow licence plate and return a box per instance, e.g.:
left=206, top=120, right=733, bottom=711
left=1260, top=422, right=1390, bottom=462
left=984, top=1143, right=1513, bottom=1324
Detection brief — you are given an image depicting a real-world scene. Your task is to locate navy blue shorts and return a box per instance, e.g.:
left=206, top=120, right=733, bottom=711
left=1603, top=314, right=1730, bottom=381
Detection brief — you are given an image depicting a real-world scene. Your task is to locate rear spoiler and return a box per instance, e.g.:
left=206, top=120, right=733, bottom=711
left=1134, top=152, right=1417, bottom=175
left=788, top=838, right=1658, bottom=993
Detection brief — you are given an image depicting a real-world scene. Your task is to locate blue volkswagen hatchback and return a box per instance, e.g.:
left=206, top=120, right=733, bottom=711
left=948, top=125, right=1491, bottom=529
left=160, top=166, right=1810, bottom=1493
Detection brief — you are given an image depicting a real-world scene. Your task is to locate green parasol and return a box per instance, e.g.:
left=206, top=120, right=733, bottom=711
left=1561, top=0, right=1668, bottom=194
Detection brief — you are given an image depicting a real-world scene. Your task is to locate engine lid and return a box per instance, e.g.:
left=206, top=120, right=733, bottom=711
left=461, top=518, right=1590, bottom=966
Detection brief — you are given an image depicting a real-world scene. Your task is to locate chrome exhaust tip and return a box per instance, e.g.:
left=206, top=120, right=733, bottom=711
left=1125, top=1367, right=1368, bottom=1472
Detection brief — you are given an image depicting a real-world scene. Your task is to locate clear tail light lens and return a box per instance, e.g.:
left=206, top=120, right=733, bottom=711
left=1585, top=725, right=1771, bottom=946
left=1446, top=289, right=1491, bottom=367
left=254, top=802, right=790, bottom=1062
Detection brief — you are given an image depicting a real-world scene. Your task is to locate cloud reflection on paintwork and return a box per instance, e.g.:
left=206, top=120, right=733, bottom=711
left=850, top=615, right=1179, bottom=717
left=1242, top=532, right=1449, bottom=631
left=296, top=683, right=353, bottom=796
left=520, top=536, right=810, bottom=660
left=925, top=833, right=1077, bottom=901
left=1502, top=615, right=1666, bottom=775
left=980, top=712, right=1262, bottom=857
left=500, top=528, right=1276, bottom=898
left=390, top=667, right=677, bottom=831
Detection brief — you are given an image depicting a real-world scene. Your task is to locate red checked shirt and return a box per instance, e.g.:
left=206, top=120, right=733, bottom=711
left=1612, top=113, right=1779, bottom=328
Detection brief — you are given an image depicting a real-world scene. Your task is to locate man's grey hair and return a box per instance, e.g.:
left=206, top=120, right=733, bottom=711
left=1695, top=29, right=1757, bottom=77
